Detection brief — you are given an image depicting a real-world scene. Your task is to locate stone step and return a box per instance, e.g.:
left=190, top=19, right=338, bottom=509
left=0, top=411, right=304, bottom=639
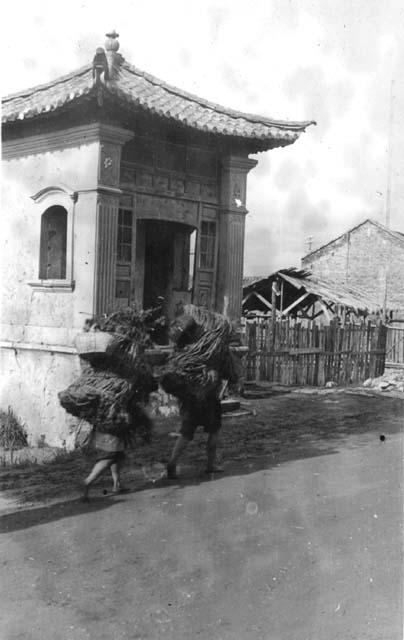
left=242, top=385, right=291, bottom=399
left=220, top=398, right=240, bottom=413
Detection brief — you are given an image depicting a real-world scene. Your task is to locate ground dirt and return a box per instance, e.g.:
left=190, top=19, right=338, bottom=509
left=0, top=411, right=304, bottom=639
left=0, top=390, right=403, bottom=639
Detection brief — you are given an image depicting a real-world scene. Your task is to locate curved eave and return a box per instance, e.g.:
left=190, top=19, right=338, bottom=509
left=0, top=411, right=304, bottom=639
left=120, top=61, right=315, bottom=131
left=2, top=60, right=315, bottom=150
left=104, top=84, right=311, bottom=150
left=2, top=68, right=95, bottom=124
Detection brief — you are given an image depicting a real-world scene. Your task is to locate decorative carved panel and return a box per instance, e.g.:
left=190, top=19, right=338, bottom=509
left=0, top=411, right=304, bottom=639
left=120, top=162, right=219, bottom=203
left=121, top=166, right=136, bottom=188
left=201, top=183, right=218, bottom=202
left=136, top=194, right=199, bottom=227
left=138, top=171, right=153, bottom=188
left=220, top=156, right=257, bottom=212
left=187, top=148, right=217, bottom=179
left=99, top=143, right=120, bottom=187
left=157, top=142, right=186, bottom=173
left=185, top=180, right=201, bottom=197
left=154, top=175, right=170, bottom=192
left=171, top=178, right=185, bottom=195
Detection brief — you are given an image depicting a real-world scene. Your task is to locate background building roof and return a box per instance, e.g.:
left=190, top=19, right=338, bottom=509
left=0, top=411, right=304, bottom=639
left=302, top=218, right=404, bottom=262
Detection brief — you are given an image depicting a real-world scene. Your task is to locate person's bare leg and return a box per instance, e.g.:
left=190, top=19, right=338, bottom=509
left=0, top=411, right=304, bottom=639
left=110, top=462, right=121, bottom=491
left=167, top=435, right=189, bottom=478
left=82, top=459, right=111, bottom=500
left=206, top=432, right=223, bottom=473
left=110, top=461, right=128, bottom=492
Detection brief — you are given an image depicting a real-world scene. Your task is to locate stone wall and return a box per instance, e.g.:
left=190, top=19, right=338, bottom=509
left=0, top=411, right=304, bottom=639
left=302, top=221, right=404, bottom=310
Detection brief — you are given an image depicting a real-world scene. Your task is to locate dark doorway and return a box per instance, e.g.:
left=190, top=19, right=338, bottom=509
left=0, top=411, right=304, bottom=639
left=143, top=221, right=174, bottom=311
left=142, top=220, right=196, bottom=323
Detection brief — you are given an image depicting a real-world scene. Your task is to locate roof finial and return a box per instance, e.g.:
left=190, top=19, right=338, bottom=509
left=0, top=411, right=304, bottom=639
left=104, top=30, right=122, bottom=80
left=105, top=30, right=120, bottom=52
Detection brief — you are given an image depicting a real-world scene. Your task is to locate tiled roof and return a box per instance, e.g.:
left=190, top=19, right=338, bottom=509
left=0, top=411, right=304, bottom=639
left=2, top=50, right=315, bottom=146
left=2, top=65, right=94, bottom=124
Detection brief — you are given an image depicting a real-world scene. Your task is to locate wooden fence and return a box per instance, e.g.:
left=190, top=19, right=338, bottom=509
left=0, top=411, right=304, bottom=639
left=245, top=318, right=387, bottom=386
left=385, top=326, right=404, bottom=365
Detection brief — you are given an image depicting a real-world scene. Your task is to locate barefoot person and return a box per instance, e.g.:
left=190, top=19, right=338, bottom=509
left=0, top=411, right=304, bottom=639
left=163, top=313, right=235, bottom=479
left=166, top=368, right=224, bottom=479
left=82, top=430, right=127, bottom=501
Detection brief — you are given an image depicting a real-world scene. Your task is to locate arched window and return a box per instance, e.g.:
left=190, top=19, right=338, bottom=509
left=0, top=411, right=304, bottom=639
left=39, top=206, right=67, bottom=280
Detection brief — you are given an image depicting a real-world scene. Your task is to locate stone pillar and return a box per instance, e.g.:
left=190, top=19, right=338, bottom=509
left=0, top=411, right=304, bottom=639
left=217, top=155, right=257, bottom=320
left=133, top=220, right=146, bottom=308
left=94, top=124, right=133, bottom=315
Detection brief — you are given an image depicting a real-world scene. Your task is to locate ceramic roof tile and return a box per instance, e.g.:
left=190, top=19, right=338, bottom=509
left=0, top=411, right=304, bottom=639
left=2, top=50, right=315, bottom=147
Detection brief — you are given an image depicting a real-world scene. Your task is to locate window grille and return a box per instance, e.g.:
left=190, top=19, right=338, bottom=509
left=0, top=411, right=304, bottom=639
left=199, top=221, right=216, bottom=269
left=39, top=206, right=67, bottom=279
left=116, top=208, right=133, bottom=303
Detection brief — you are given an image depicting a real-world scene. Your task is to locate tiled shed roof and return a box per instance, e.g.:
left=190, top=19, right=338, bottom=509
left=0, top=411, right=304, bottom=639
left=2, top=35, right=315, bottom=147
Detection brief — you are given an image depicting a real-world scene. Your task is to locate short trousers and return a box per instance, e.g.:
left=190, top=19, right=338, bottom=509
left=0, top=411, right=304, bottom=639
left=96, top=450, right=125, bottom=464
left=180, top=397, right=222, bottom=441
left=94, top=432, right=125, bottom=464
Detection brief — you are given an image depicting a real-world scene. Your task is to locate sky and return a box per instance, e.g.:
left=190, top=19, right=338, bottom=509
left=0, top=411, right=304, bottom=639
left=2, top=0, right=403, bottom=276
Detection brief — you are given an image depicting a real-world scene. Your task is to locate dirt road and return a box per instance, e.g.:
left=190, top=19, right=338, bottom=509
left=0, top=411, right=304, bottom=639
left=0, top=391, right=403, bottom=639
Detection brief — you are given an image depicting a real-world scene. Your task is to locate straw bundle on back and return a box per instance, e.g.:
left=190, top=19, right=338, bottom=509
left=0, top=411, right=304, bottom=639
left=161, top=313, right=237, bottom=403
left=59, top=307, right=160, bottom=441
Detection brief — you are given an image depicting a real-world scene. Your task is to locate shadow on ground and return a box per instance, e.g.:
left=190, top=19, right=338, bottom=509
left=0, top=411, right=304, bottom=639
left=0, top=496, right=123, bottom=534
left=0, top=391, right=402, bottom=532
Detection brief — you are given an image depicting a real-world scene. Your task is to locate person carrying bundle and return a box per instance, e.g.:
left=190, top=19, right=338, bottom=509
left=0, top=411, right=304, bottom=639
left=82, top=429, right=127, bottom=501
left=59, top=308, right=158, bottom=500
left=161, top=312, right=238, bottom=479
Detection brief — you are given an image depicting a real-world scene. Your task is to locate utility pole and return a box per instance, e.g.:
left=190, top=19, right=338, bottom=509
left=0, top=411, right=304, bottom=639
left=385, top=78, right=395, bottom=228
left=383, top=78, right=395, bottom=320
left=305, top=236, right=314, bottom=252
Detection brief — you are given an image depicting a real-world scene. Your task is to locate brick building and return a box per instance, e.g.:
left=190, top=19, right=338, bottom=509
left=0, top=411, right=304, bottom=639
left=301, top=219, right=404, bottom=314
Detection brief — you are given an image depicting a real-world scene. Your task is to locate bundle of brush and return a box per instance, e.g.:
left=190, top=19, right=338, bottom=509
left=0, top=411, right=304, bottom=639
left=59, top=306, right=161, bottom=441
left=83, top=305, right=165, bottom=378
left=59, top=367, right=155, bottom=440
left=161, top=307, right=238, bottom=403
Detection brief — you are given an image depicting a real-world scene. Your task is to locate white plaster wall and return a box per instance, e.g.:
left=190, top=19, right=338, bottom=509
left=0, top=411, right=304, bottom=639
left=1, top=137, right=100, bottom=446
left=0, top=347, right=82, bottom=448
left=1, top=142, right=99, bottom=344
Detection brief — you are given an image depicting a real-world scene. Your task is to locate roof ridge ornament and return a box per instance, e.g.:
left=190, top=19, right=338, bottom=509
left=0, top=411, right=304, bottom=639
left=105, top=30, right=120, bottom=52
left=92, top=47, right=108, bottom=105
left=104, top=30, right=123, bottom=80
left=92, top=47, right=109, bottom=84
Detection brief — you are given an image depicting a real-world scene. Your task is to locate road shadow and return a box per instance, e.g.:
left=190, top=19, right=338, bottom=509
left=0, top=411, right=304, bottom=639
left=0, top=392, right=402, bottom=531
left=0, top=496, right=123, bottom=534
left=146, top=391, right=404, bottom=490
